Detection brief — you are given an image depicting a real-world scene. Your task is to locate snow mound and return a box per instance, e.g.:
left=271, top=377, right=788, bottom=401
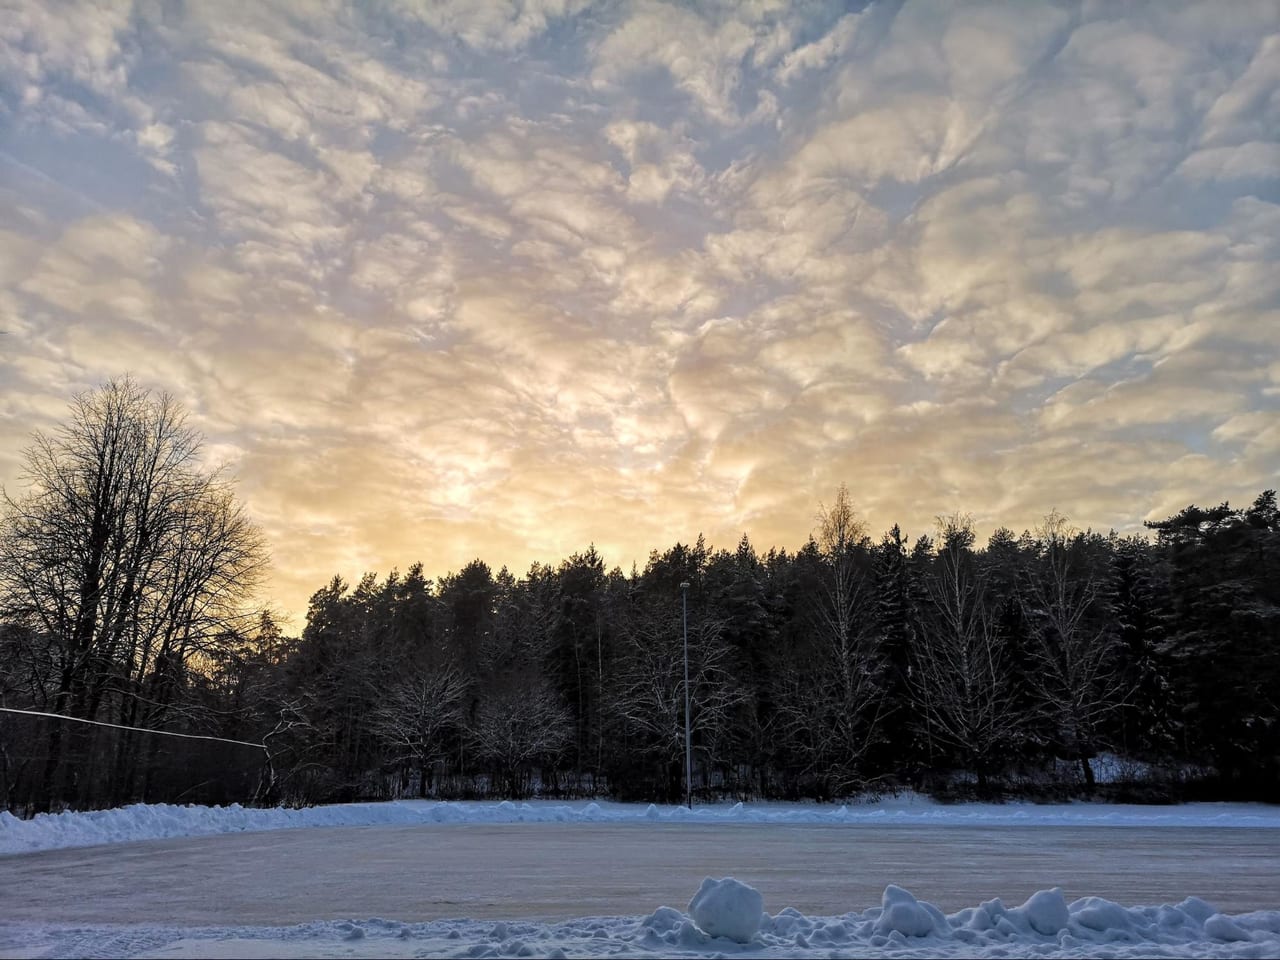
left=687, top=876, right=763, bottom=943
left=681, top=880, right=1277, bottom=956
left=4, top=796, right=1280, bottom=856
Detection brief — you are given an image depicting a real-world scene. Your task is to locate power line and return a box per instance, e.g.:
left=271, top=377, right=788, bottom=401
left=0, top=706, right=267, bottom=752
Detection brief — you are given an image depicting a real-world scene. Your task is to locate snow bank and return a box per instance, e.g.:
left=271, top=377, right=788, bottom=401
left=6, top=882, right=1278, bottom=958
left=4, top=794, right=1280, bottom=856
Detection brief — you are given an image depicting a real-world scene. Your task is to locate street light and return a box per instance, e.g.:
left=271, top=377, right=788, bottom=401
left=680, top=580, right=692, bottom=810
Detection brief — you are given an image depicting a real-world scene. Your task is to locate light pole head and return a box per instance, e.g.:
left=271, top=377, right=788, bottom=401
left=679, top=581, right=690, bottom=591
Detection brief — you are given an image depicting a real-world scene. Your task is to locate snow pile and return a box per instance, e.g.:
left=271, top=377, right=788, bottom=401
left=5, top=795, right=1280, bottom=856
left=6, top=882, right=1278, bottom=958
left=947, top=888, right=1077, bottom=940
left=874, top=884, right=948, bottom=937
left=639, top=880, right=1280, bottom=957
left=686, top=876, right=763, bottom=942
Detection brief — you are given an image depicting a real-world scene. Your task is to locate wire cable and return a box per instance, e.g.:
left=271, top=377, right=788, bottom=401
left=0, top=706, right=267, bottom=752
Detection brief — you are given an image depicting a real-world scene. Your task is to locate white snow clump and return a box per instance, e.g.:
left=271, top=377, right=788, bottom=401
left=874, top=884, right=947, bottom=937
left=687, top=876, right=764, bottom=943
left=1016, top=887, right=1070, bottom=935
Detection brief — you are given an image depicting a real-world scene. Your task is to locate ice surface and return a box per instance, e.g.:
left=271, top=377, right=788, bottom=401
left=686, top=876, right=763, bottom=942
left=4, top=798, right=1279, bottom=957
left=5, top=795, right=1280, bottom=856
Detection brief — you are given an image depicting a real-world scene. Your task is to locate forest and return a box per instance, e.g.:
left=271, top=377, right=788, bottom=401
left=2, top=380, right=1278, bottom=814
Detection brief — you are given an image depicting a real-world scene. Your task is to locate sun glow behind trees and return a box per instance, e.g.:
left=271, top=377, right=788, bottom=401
left=1, top=384, right=1278, bottom=814
left=0, top=386, right=1274, bottom=819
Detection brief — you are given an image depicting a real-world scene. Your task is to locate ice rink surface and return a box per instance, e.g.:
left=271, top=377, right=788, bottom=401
left=4, top=821, right=1280, bottom=923
left=4, top=801, right=1280, bottom=957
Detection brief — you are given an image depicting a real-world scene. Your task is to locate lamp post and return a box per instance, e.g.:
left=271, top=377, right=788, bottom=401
left=680, top=580, right=692, bottom=810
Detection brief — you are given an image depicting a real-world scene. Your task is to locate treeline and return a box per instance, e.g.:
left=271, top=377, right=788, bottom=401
left=226, top=489, right=1278, bottom=806
left=1, top=381, right=1278, bottom=813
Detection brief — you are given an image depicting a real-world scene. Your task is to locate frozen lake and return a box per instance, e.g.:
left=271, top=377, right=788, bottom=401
left=6, top=821, right=1280, bottom=924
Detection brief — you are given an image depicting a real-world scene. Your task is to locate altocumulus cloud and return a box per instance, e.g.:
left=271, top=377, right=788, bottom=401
left=0, top=0, right=1277, bottom=624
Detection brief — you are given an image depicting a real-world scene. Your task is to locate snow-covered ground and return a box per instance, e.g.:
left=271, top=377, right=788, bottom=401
left=5, top=879, right=1279, bottom=958
left=3, top=799, right=1279, bottom=958
left=5, top=794, right=1280, bottom=856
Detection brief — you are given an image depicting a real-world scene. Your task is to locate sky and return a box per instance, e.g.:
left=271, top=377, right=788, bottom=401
left=1, top=0, right=1278, bottom=628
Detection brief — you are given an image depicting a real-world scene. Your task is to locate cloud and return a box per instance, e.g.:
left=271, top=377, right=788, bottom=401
left=591, top=1, right=777, bottom=125
left=391, top=0, right=592, bottom=52
left=1, top=0, right=1277, bottom=624
left=1200, top=32, right=1280, bottom=146
left=1178, top=142, right=1280, bottom=182
left=604, top=120, right=707, bottom=205
left=1, top=2, right=146, bottom=124
left=776, top=12, right=862, bottom=84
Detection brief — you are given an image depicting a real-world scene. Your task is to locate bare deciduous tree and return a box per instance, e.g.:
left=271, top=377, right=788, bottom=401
left=468, top=677, right=572, bottom=798
left=369, top=664, right=466, bottom=797
left=610, top=598, right=745, bottom=796
left=911, top=514, right=1024, bottom=792
left=814, top=486, right=869, bottom=673
left=779, top=486, right=885, bottom=795
left=1022, top=512, right=1130, bottom=789
left=0, top=377, right=266, bottom=808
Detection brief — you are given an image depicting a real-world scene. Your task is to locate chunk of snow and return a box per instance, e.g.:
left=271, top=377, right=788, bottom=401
left=1016, top=888, right=1070, bottom=935
left=1071, top=895, right=1134, bottom=932
left=1176, top=896, right=1218, bottom=923
left=873, top=884, right=942, bottom=937
left=639, top=906, right=684, bottom=934
left=687, top=876, right=764, bottom=943
left=1204, top=913, right=1252, bottom=941
left=674, top=919, right=709, bottom=946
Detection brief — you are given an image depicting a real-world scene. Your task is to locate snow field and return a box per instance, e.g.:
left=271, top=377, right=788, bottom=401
left=6, top=878, right=1279, bottom=958
left=5, top=795, right=1280, bottom=856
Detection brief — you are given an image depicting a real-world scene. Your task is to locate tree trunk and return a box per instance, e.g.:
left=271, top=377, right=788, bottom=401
left=37, top=675, right=74, bottom=812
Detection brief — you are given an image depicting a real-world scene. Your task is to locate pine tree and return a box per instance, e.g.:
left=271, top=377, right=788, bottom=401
left=870, top=524, right=922, bottom=781
left=1106, top=535, right=1173, bottom=758
left=1148, top=492, right=1280, bottom=797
